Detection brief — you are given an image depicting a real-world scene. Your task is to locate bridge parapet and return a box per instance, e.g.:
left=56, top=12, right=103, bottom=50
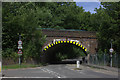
left=42, top=29, right=96, bottom=38
left=41, top=29, right=97, bottom=54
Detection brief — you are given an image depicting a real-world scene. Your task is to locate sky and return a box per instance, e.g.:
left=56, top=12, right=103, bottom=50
left=76, top=2, right=103, bottom=13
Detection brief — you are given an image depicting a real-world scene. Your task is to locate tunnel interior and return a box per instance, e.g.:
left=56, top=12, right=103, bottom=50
left=43, top=43, right=87, bottom=64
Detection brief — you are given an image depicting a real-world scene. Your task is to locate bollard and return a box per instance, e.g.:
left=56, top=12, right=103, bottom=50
left=77, top=60, right=80, bottom=68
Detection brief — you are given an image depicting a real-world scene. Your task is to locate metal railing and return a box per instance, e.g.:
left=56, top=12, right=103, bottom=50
left=88, top=53, right=119, bottom=67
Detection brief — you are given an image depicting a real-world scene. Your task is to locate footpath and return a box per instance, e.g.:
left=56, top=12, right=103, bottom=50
left=66, top=63, right=118, bottom=72
left=84, top=64, right=118, bottom=72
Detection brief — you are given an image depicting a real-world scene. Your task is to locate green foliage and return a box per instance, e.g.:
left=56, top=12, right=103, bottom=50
left=2, top=2, right=119, bottom=64
left=56, top=52, right=67, bottom=61
left=2, top=63, right=42, bottom=70
left=55, top=44, right=86, bottom=61
left=2, top=2, right=46, bottom=63
left=2, top=48, right=18, bottom=62
left=73, top=46, right=86, bottom=57
left=95, top=2, right=120, bottom=53
left=97, top=49, right=104, bottom=54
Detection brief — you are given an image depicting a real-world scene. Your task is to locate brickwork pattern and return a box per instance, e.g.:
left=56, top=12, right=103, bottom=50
left=42, top=29, right=97, bottom=54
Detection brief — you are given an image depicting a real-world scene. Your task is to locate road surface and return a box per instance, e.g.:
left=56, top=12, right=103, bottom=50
left=2, top=64, right=118, bottom=78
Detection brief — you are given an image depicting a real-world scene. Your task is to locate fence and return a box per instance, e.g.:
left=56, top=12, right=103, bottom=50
left=88, top=53, right=119, bottom=68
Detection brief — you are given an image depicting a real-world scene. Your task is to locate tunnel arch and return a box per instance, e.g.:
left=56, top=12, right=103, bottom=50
left=43, top=39, right=88, bottom=56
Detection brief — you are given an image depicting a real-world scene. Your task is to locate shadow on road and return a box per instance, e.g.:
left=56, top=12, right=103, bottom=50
left=48, top=60, right=83, bottom=65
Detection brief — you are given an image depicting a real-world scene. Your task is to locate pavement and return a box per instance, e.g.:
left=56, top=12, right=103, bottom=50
left=66, top=64, right=118, bottom=77
left=84, top=64, right=118, bottom=72
left=1, top=64, right=118, bottom=78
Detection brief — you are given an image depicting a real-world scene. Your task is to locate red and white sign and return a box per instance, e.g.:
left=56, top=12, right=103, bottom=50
left=109, top=48, right=114, bottom=53
left=18, top=49, right=23, bottom=54
left=18, top=44, right=23, bottom=49
left=18, top=40, right=22, bottom=45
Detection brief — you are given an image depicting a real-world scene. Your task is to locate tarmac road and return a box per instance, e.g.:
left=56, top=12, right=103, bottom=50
left=2, top=64, right=118, bottom=78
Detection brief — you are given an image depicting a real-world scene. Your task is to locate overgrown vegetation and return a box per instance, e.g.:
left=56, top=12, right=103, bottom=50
left=55, top=44, right=86, bottom=61
left=2, top=2, right=120, bottom=64
left=2, top=63, right=42, bottom=70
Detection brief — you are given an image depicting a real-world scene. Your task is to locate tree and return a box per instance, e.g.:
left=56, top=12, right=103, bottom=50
left=95, top=2, right=120, bottom=53
left=2, top=2, right=46, bottom=62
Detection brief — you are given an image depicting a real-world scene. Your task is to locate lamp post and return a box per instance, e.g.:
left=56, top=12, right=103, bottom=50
left=111, top=39, right=113, bottom=49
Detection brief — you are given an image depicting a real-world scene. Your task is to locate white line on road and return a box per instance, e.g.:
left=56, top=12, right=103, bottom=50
left=41, top=68, right=66, bottom=78
left=1, top=77, right=53, bottom=78
left=65, top=66, right=85, bottom=74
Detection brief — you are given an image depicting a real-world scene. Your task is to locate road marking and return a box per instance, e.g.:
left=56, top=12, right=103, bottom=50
left=65, top=66, right=85, bottom=74
left=41, top=68, right=66, bottom=78
left=1, top=77, right=53, bottom=78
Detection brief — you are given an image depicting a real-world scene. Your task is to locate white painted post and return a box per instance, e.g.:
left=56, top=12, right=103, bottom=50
left=110, top=39, right=113, bottom=67
left=19, top=56, right=21, bottom=65
left=77, top=60, right=80, bottom=68
left=104, top=53, right=105, bottom=66
left=110, top=54, right=112, bottom=67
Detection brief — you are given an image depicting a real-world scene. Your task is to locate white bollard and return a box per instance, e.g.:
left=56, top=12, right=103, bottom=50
left=77, top=60, right=80, bottom=68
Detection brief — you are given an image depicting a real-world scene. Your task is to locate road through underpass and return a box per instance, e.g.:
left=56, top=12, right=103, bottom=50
left=2, top=64, right=118, bottom=78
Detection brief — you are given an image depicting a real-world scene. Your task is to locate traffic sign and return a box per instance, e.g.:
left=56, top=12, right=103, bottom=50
left=18, top=49, right=23, bottom=54
left=18, top=54, right=22, bottom=56
left=18, top=40, right=22, bottom=45
left=18, top=44, right=23, bottom=49
left=109, top=48, right=114, bottom=53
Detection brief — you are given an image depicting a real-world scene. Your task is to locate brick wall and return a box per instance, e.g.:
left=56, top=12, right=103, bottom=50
left=42, top=29, right=97, bottom=54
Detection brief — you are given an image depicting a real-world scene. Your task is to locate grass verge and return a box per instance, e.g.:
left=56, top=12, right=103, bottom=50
left=2, top=63, right=43, bottom=70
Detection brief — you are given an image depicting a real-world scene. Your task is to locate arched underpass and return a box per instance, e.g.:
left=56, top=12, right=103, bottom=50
left=42, top=42, right=88, bottom=64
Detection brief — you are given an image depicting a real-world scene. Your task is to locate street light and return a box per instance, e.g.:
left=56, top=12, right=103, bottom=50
left=111, top=39, right=113, bottom=48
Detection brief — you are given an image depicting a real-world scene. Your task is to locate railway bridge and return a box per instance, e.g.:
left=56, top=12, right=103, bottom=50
left=41, top=28, right=98, bottom=63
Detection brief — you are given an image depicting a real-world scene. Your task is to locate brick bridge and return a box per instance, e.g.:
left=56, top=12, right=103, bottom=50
left=40, top=29, right=98, bottom=63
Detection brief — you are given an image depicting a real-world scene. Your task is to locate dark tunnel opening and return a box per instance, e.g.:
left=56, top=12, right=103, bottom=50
left=43, top=43, right=87, bottom=64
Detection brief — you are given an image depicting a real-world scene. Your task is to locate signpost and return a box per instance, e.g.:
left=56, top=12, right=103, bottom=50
left=109, top=48, right=113, bottom=53
left=18, top=44, right=23, bottom=49
left=109, top=39, right=113, bottom=67
left=18, top=40, right=22, bottom=45
left=18, top=35, right=23, bottom=65
left=109, top=48, right=113, bottom=67
left=18, top=49, right=23, bottom=55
